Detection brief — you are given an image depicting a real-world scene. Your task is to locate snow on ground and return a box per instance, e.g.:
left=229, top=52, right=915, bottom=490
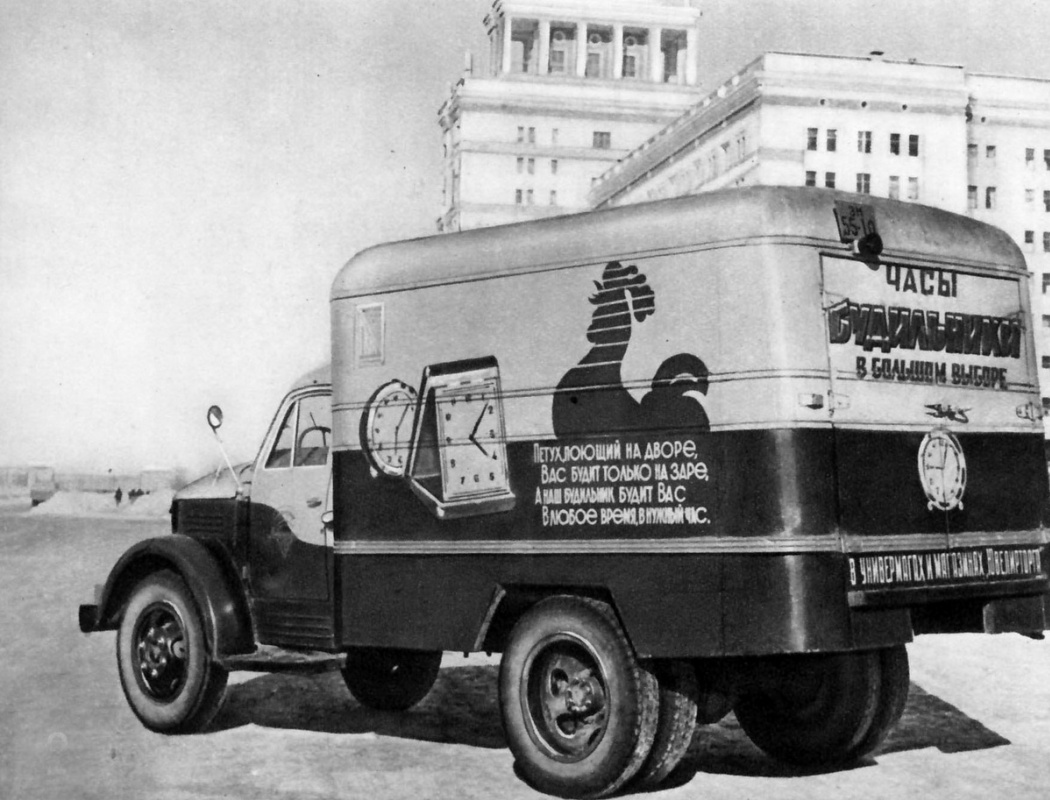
left=27, top=490, right=174, bottom=519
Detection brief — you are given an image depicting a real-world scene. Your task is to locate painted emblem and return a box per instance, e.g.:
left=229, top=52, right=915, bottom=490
left=917, top=429, right=967, bottom=511
left=552, top=261, right=710, bottom=438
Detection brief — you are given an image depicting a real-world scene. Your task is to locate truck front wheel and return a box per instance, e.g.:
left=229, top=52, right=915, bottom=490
left=116, top=570, right=228, bottom=734
left=499, top=596, right=659, bottom=799
left=734, top=649, right=882, bottom=766
left=341, top=648, right=442, bottom=711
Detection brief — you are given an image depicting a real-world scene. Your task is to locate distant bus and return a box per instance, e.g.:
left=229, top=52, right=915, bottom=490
left=28, top=466, right=56, bottom=506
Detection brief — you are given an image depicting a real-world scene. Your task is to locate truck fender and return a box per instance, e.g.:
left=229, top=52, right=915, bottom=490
left=79, top=535, right=255, bottom=658
left=473, top=584, right=623, bottom=654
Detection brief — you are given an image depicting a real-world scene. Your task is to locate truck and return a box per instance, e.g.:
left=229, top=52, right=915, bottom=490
left=79, top=187, right=1050, bottom=798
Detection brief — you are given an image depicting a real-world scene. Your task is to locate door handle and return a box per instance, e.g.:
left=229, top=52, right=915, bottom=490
left=306, top=497, right=322, bottom=509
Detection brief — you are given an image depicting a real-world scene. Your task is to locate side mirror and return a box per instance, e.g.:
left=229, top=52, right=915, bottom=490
left=206, top=405, right=224, bottom=433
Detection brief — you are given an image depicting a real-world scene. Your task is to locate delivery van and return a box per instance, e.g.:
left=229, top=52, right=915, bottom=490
left=80, top=187, right=1049, bottom=798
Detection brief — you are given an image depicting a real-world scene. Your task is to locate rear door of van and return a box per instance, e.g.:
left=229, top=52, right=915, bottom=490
left=820, top=211, right=1047, bottom=597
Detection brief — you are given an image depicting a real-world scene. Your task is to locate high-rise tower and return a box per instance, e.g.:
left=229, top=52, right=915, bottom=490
left=437, top=0, right=702, bottom=232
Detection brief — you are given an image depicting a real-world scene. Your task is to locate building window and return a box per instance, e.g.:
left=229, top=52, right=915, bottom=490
left=528, top=127, right=535, bottom=144
left=856, top=173, right=871, bottom=194
left=1045, top=232, right=1050, bottom=253
left=1044, top=149, right=1050, bottom=170
left=1026, top=188, right=1035, bottom=203
left=888, top=175, right=900, bottom=200
left=550, top=159, right=558, bottom=174
left=1025, top=230, right=1035, bottom=251
left=516, top=157, right=524, bottom=174
left=807, top=127, right=818, bottom=150
left=1044, top=190, right=1050, bottom=212
left=552, top=128, right=559, bottom=145
left=967, top=143, right=978, bottom=160
left=1043, top=273, right=1050, bottom=294
left=890, top=133, right=900, bottom=155
left=517, top=126, right=525, bottom=143
left=526, top=188, right=534, bottom=205
left=1026, top=148, right=1035, bottom=167
left=909, top=135, right=919, bottom=157
left=527, top=158, right=535, bottom=175
left=592, top=131, right=611, bottom=149
left=907, top=177, right=919, bottom=200
left=826, top=129, right=837, bottom=152
left=858, top=131, right=872, bottom=154
left=986, top=186, right=996, bottom=209
left=805, top=170, right=816, bottom=187
left=1043, top=355, right=1050, bottom=368
left=825, top=172, right=836, bottom=189
left=515, top=189, right=523, bottom=205
left=1043, top=314, right=1050, bottom=328
left=986, top=145, right=996, bottom=160
left=968, top=186, right=978, bottom=208
left=549, top=190, right=557, bottom=205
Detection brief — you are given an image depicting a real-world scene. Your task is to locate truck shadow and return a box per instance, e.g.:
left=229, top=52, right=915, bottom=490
left=662, top=684, right=1010, bottom=786
left=211, top=666, right=1009, bottom=777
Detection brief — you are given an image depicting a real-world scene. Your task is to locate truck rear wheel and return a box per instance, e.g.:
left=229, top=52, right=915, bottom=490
left=498, top=596, right=659, bottom=799
left=116, top=570, right=228, bottom=734
left=341, top=648, right=442, bottom=711
left=734, top=650, right=881, bottom=766
left=634, top=659, right=698, bottom=787
left=845, top=645, right=910, bottom=760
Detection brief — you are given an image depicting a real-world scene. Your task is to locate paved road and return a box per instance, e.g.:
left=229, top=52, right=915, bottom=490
left=2, top=505, right=1049, bottom=800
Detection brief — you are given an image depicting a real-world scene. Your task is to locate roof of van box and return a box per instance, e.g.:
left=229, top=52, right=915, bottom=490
left=331, top=186, right=1024, bottom=301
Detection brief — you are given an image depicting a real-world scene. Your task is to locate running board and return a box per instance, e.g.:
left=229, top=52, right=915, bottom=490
left=220, top=644, right=344, bottom=674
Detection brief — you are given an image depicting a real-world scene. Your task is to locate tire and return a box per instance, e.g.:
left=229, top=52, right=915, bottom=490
left=634, top=659, right=699, bottom=788
left=734, top=650, right=881, bottom=766
left=846, top=645, right=910, bottom=760
left=116, top=570, right=228, bottom=734
left=341, top=648, right=442, bottom=711
left=498, top=596, right=659, bottom=799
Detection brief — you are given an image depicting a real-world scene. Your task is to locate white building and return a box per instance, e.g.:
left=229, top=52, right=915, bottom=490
left=437, top=0, right=703, bottom=232
left=588, top=52, right=1050, bottom=431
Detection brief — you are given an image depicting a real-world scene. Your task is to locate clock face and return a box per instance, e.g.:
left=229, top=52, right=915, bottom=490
left=362, top=380, right=418, bottom=477
left=435, top=379, right=509, bottom=501
left=917, top=429, right=967, bottom=511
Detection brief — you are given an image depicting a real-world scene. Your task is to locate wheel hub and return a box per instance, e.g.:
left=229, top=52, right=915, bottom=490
left=134, top=603, right=187, bottom=701
left=525, top=636, right=610, bottom=761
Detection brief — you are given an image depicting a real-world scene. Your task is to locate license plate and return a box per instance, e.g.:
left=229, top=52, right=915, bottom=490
left=833, top=201, right=877, bottom=242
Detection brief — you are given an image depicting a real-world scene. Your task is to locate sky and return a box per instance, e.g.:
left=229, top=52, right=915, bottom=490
left=2, top=0, right=1049, bottom=477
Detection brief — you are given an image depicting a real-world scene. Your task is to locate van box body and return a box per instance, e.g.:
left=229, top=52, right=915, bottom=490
left=329, top=186, right=1049, bottom=658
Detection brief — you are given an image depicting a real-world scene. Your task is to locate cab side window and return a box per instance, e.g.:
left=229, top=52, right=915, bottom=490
left=265, top=404, right=296, bottom=469
left=293, top=394, right=331, bottom=467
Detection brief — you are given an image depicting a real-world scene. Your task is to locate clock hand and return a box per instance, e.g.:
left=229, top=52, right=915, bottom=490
left=469, top=403, right=490, bottom=457
left=394, top=400, right=411, bottom=448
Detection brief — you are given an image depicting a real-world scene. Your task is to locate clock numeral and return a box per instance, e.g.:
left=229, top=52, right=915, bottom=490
left=474, top=474, right=480, bottom=483
left=490, top=472, right=495, bottom=481
left=450, top=458, right=456, bottom=467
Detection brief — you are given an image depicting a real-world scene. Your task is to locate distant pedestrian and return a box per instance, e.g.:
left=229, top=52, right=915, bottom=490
left=115, top=487, right=122, bottom=506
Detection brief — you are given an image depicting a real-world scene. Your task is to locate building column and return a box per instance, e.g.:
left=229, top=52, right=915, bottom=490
left=685, top=28, right=698, bottom=85
left=649, top=26, right=663, bottom=83
left=612, top=23, right=624, bottom=79
left=502, top=16, right=513, bottom=75
left=538, top=20, right=550, bottom=75
left=576, top=21, right=588, bottom=77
